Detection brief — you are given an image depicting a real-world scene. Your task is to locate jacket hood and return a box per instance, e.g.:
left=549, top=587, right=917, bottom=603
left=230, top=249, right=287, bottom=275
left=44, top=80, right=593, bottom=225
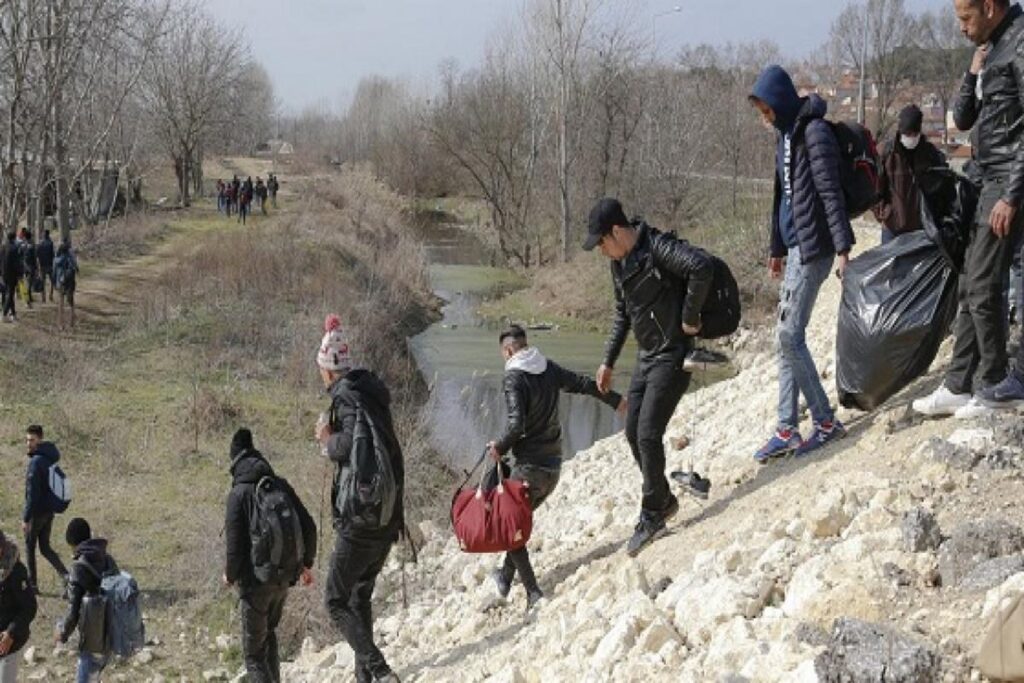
left=332, top=369, right=391, bottom=408
left=796, top=93, right=828, bottom=125
left=73, top=538, right=109, bottom=572
left=505, top=347, right=548, bottom=375
left=29, top=442, right=60, bottom=465
left=751, top=65, right=803, bottom=132
left=230, top=449, right=274, bottom=484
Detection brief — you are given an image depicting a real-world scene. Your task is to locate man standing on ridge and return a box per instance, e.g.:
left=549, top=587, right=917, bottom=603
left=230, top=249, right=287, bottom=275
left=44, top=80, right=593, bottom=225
left=585, top=198, right=714, bottom=557
left=748, top=64, right=853, bottom=463
left=914, top=0, right=1024, bottom=418
left=487, top=324, right=626, bottom=608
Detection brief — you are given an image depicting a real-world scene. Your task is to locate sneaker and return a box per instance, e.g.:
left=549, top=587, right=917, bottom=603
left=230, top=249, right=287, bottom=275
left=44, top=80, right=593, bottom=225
left=490, top=569, right=511, bottom=600
left=526, top=589, right=545, bottom=610
left=978, top=373, right=1024, bottom=409
left=625, top=516, right=667, bottom=557
left=753, top=429, right=803, bottom=463
left=912, top=385, right=971, bottom=417
left=661, top=494, right=680, bottom=520
left=954, top=397, right=994, bottom=420
left=670, top=470, right=711, bottom=500
left=683, top=348, right=730, bottom=372
left=794, top=420, right=846, bottom=457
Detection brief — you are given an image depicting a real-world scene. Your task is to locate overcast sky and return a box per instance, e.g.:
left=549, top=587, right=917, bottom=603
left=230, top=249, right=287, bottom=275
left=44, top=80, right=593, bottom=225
left=206, top=0, right=958, bottom=113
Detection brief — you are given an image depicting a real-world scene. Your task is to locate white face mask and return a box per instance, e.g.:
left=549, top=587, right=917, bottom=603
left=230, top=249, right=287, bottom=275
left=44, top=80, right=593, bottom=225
left=900, top=134, right=921, bottom=150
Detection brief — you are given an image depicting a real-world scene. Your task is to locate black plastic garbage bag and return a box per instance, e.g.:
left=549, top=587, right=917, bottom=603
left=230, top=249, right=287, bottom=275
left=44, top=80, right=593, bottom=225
left=919, top=167, right=980, bottom=273
left=837, top=231, right=959, bottom=411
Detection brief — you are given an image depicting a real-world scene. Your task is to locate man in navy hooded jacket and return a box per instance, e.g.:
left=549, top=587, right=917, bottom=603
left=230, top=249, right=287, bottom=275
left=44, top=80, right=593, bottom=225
left=748, top=65, right=854, bottom=462
left=22, top=425, right=68, bottom=592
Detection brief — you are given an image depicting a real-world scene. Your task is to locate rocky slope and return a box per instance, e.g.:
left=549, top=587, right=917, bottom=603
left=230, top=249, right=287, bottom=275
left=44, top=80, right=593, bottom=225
left=286, top=225, right=1024, bottom=682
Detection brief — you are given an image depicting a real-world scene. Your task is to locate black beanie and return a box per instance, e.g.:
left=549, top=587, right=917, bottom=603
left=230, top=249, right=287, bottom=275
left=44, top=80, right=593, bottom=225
left=898, top=105, right=923, bottom=135
left=66, top=518, right=91, bottom=547
left=230, top=428, right=254, bottom=460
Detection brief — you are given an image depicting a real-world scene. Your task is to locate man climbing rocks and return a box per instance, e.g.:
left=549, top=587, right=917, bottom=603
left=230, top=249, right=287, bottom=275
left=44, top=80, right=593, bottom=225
left=315, top=315, right=403, bottom=683
left=487, top=324, right=625, bottom=608
left=22, top=425, right=68, bottom=594
left=57, top=518, right=115, bottom=682
left=585, top=198, right=714, bottom=557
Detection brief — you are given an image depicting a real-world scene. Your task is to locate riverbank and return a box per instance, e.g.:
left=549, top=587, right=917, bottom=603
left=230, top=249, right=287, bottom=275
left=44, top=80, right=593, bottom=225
left=289, top=221, right=1024, bottom=682
left=0, top=165, right=452, bottom=680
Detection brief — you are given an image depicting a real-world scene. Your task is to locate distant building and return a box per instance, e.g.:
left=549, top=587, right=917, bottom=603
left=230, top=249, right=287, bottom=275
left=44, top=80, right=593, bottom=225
left=255, top=139, right=294, bottom=157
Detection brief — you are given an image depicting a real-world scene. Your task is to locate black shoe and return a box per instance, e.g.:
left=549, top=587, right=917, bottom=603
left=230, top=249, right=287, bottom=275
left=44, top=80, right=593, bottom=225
left=526, top=588, right=545, bottom=610
left=683, top=347, right=730, bottom=372
left=491, top=568, right=511, bottom=600
left=671, top=470, right=711, bottom=500
left=625, top=517, right=667, bottom=557
left=662, top=494, right=680, bottom=520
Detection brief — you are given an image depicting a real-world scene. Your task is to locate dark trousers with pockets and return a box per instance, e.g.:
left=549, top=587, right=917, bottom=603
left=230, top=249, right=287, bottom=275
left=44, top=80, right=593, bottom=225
left=947, top=179, right=1024, bottom=394
left=239, top=583, right=288, bottom=683
left=325, top=532, right=393, bottom=683
left=25, top=512, right=67, bottom=588
left=499, top=464, right=560, bottom=594
left=625, top=358, right=690, bottom=516
left=2, top=278, right=16, bottom=318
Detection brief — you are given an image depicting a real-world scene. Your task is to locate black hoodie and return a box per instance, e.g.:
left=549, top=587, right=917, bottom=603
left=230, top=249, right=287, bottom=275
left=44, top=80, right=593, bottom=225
left=0, top=561, right=37, bottom=655
left=59, top=538, right=117, bottom=647
left=224, top=450, right=317, bottom=590
left=326, top=369, right=405, bottom=540
left=23, top=442, right=61, bottom=522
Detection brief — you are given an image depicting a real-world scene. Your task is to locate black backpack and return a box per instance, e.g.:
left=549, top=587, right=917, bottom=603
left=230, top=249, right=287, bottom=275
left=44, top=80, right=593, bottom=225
left=697, top=253, right=742, bottom=340
left=829, top=120, right=880, bottom=218
left=333, top=401, right=399, bottom=531
left=248, top=476, right=304, bottom=585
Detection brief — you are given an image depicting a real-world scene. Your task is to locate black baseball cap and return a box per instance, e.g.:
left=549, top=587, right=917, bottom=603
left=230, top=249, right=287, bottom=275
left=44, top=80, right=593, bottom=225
left=583, top=198, right=629, bottom=251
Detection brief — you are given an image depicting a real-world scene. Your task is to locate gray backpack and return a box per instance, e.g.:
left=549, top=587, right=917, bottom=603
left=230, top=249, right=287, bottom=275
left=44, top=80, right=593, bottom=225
left=75, top=562, right=144, bottom=657
left=249, top=476, right=305, bottom=585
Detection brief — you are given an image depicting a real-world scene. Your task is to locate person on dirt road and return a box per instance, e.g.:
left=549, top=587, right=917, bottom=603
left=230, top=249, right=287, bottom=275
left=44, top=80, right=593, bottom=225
left=37, top=229, right=55, bottom=303
left=0, top=529, right=37, bottom=683
left=224, top=428, right=317, bottom=683
left=916, top=0, right=1024, bottom=417
left=255, top=178, right=268, bottom=215
left=53, top=240, right=78, bottom=329
left=268, top=175, right=279, bottom=209
left=585, top=198, right=714, bottom=557
left=487, top=324, right=626, bottom=607
left=18, top=229, right=37, bottom=309
left=748, top=64, right=853, bottom=463
left=22, top=425, right=69, bottom=594
left=315, top=315, right=403, bottom=683
left=872, top=104, right=948, bottom=245
left=1, top=232, right=22, bottom=322
left=57, top=518, right=115, bottom=683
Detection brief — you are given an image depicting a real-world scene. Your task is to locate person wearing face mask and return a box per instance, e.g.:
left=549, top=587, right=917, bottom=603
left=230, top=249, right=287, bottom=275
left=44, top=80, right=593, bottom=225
left=872, top=104, right=948, bottom=244
left=747, top=65, right=855, bottom=463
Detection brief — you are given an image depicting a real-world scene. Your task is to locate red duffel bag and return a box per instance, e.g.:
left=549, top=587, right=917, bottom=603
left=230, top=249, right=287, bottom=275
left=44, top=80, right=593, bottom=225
left=451, top=452, right=533, bottom=553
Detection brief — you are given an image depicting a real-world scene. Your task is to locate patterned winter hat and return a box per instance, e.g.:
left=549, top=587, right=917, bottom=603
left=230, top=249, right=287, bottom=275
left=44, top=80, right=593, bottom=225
left=316, top=314, right=354, bottom=371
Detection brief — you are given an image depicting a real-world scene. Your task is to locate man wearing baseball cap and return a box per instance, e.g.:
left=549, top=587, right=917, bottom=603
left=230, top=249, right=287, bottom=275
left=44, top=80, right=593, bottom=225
left=585, top=198, right=714, bottom=557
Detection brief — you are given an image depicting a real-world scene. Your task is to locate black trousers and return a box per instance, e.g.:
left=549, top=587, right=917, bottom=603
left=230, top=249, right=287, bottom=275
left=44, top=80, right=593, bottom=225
left=498, top=464, right=560, bottom=594
left=625, top=358, right=690, bottom=516
left=325, top=532, right=393, bottom=683
left=239, top=583, right=288, bottom=683
left=25, top=513, right=67, bottom=588
left=1016, top=241, right=1024, bottom=381
left=947, top=179, right=1024, bottom=393
left=2, top=278, right=16, bottom=317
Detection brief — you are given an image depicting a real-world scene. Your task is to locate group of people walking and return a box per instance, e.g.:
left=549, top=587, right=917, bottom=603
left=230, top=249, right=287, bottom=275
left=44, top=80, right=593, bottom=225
left=216, top=174, right=279, bottom=225
left=0, top=229, right=78, bottom=328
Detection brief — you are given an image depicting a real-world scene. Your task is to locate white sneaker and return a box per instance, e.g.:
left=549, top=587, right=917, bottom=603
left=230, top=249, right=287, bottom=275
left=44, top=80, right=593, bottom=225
left=912, top=386, right=971, bottom=417
left=954, top=397, right=993, bottom=420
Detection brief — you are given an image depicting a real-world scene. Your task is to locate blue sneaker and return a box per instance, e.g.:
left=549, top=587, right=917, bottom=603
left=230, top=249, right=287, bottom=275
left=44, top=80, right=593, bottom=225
left=978, top=372, right=1024, bottom=409
left=794, top=420, right=847, bottom=457
left=754, top=429, right=803, bottom=463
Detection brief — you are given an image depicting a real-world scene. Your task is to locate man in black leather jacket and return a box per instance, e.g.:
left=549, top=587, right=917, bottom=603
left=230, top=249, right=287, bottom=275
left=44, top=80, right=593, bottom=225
left=486, top=324, right=624, bottom=607
left=914, top=0, right=1024, bottom=418
left=584, top=198, right=714, bottom=557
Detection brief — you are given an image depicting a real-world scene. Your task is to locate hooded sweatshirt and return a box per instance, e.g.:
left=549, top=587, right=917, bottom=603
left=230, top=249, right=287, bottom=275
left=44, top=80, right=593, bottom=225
left=325, top=369, right=406, bottom=539
left=59, top=538, right=118, bottom=647
left=23, top=442, right=61, bottom=522
left=752, top=65, right=803, bottom=251
left=0, top=545, right=36, bottom=656
left=494, top=347, right=622, bottom=466
left=224, top=449, right=317, bottom=590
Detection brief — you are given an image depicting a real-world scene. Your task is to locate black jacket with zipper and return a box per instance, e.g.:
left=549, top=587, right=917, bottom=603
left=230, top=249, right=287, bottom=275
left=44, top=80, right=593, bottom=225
left=604, top=222, right=714, bottom=367
left=325, top=369, right=405, bottom=541
left=494, top=348, right=623, bottom=465
left=0, top=561, right=36, bottom=655
left=953, top=4, right=1024, bottom=203
left=224, top=450, right=317, bottom=590
left=59, top=538, right=118, bottom=649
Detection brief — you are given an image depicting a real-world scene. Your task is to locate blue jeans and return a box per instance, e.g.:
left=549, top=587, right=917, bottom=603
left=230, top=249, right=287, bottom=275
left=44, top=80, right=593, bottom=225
left=76, top=653, right=107, bottom=683
left=777, top=247, right=835, bottom=429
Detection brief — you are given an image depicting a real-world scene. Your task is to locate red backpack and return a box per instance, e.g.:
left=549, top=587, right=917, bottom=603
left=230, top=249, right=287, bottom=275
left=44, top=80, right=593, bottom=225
left=451, top=452, right=533, bottom=553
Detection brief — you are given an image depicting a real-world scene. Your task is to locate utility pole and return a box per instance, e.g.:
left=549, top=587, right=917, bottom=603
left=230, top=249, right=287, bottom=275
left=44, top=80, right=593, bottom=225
left=857, top=2, right=870, bottom=126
